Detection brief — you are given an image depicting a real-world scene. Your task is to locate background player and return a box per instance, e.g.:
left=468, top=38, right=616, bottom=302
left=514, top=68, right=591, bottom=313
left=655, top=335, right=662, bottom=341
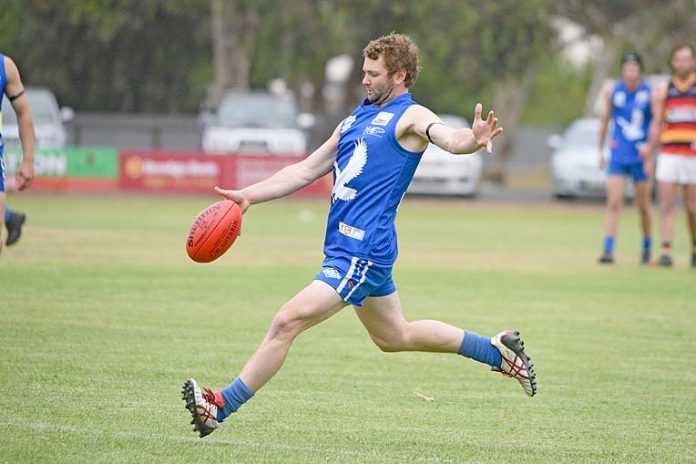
left=597, top=52, right=654, bottom=264
left=0, top=52, right=34, bottom=254
left=644, top=44, right=696, bottom=268
left=182, top=33, right=536, bottom=438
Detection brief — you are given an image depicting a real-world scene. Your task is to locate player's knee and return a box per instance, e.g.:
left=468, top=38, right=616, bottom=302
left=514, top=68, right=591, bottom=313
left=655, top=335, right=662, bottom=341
left=268, top=306, right=304, bottom=340
left=607, top=199, right=622, bottom=212
left=660, top=201, right=675, bottom=214
left=370, top=333, right=408, bottom=352
left=372, top=336, right=399, bottom=352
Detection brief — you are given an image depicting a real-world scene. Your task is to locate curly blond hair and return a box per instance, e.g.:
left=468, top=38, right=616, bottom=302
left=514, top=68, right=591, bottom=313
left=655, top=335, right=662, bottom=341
left=363, top=33, right=420, bottom=88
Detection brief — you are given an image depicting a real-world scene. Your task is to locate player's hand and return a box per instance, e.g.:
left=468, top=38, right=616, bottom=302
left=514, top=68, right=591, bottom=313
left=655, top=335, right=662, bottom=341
left=214, top=186, right=251, bottom=214
left=598, top=153, right=606, bottom=170
left=643, top=158, right=654, bottom=180
left=471, top=103, right=503, bottom=154
left=16, top=159, right=34, bottom=191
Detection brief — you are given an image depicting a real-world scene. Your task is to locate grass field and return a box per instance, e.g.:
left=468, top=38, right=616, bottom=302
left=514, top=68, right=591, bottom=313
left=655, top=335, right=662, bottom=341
left=1, top=193, right=694, bottom=463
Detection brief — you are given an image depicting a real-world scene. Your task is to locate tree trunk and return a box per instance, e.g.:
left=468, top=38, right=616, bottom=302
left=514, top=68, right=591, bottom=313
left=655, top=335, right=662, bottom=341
left=488, top=64, right=539, bottom=185
left=210, top=0, right=259, bottom=105
left=584, top=38, right=619, bottom=117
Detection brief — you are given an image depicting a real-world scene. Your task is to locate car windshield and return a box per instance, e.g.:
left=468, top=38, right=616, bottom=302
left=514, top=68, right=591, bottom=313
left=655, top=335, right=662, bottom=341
left=564, top=122, right=600, bottom=146
left=217, top=93, right=297, bottom=128
left=1, top=90, right=60, bottom=126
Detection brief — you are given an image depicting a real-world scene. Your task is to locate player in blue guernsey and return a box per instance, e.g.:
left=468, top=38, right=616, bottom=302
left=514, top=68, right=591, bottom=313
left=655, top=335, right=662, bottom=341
left=182, top=33, right=536, bottom=438
left=0, top=52, right=34, bottom=254
left=598, top=52, right=655, bottom=264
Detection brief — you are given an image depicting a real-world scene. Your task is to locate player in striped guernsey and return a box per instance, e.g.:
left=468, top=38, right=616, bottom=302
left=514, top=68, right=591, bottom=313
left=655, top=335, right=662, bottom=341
left=645, top=44, right=696, bottom=267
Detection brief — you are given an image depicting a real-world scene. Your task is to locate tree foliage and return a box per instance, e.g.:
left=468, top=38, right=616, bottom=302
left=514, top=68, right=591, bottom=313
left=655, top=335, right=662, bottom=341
left=1, top=0, right=211, bottom=112
left=3, top=0, right=690, bottom=120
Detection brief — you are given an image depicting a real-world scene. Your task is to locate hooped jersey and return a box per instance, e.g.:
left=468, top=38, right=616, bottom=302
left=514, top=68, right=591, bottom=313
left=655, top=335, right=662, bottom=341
left=660, top=75, right=696, bottom=156
left=323, top=92, right=424, bottom=266
left=610, top=80, right=652, bottom=163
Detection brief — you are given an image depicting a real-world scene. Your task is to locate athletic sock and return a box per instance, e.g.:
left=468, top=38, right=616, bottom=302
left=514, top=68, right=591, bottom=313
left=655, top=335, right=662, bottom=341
left=458, top=330, right=502, bottom=368
left=603, top=236, right=615, bottom=255
left=4, top=207, right=10, bottom=224
left=662, top=241, right=672, bottom=253
left=642, top=237, right=651, bottom=252
left=217, top=377, right=254, bottom=422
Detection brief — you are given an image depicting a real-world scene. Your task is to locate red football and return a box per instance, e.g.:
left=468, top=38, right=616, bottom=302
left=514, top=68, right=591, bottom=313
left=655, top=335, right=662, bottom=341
left=186, top=200, right=242, bottom=263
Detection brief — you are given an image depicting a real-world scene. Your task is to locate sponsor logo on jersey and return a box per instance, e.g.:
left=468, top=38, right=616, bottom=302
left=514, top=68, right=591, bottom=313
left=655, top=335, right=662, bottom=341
left=362, top=126, right=385, bottom=137
left=613, top=91, right=626, bottom=108
left=338, top=221, right=365, bottom=241
left=322, top=268, right=342, bottom=279
left=371, top=111, right=394, bottom=126
left=341, top=115, right=356, bottom=133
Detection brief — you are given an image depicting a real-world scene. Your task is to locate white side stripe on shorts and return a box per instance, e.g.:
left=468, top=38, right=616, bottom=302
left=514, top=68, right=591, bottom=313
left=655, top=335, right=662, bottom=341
left=344, top=260, right=373, bottom=302
left=336, top=257, right=358, bottom=294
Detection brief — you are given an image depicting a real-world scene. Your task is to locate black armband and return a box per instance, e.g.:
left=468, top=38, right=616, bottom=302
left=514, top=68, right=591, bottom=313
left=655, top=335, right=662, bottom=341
left=8, top=89, right=25, bottom=101
left=425, top=122, right=444, bottom=144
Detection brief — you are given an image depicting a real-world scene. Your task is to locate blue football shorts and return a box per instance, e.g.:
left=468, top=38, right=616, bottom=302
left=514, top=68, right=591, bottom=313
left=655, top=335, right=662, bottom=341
left=607, top=158, right=647, bottom=182
left=314, top=255, right=396, bottom=306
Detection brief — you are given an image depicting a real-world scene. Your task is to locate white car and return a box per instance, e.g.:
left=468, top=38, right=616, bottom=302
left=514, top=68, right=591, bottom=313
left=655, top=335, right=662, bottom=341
left=1, top=86, right=73, bottom=149
left=202, top=90, right=311, bottom=155
left=549, top=118, right=634, bottom=199
left=407, top=114, right=483, bottom=196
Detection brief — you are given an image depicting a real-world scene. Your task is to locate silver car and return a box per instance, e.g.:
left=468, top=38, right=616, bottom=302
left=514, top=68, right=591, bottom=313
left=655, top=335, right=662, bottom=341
left=548, top=118, right=634, bottom=199
left=1, top=86, right=73, bottom=150
left=201, top=90, right=312, bottom=155
left=408, top=114, right=483, bottom=196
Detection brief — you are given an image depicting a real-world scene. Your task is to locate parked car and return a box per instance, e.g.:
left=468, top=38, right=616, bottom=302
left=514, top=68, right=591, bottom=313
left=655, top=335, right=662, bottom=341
left=548, top=118, right=634, bottom=199
left=1, top=86, right=73, bottom=149
left=201, top=90, right=313, bottom=155
left=407, top=114, right=483, bottom=196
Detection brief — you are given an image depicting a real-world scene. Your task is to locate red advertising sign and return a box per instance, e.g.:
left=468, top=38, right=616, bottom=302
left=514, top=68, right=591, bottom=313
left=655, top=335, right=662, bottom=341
left=234, top=155, right=332, bottom=196
left=119, top=151, right=331, bottom=196
left=119, top=151, right=228, bottom=193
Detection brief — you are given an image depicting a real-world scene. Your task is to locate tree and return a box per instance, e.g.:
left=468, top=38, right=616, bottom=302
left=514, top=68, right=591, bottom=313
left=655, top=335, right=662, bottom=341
left=1, top=0, right=212, bottom=112
left=554, top=0, right=696, bottom=115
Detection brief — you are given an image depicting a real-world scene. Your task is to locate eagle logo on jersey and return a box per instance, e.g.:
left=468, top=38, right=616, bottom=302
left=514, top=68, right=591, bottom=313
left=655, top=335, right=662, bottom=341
left=332, top=138, right=367, bottom=202
left=617, top=109, right=645, bottom=141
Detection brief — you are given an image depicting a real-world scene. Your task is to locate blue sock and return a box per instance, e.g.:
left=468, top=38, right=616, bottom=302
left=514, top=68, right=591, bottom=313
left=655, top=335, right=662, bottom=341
left=642, top=237, right=651, bottom=252
left=217, top=377, right=254, bottom=422
left=603, top=236, right=615, bottom=255
left=5, top=207, right=10, bottom=224
left=458, top=330, right=502, bottom=368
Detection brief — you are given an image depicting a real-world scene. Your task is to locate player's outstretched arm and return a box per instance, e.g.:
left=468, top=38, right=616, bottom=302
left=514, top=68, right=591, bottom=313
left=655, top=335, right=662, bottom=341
left=4, top=56, right=35, bottom=191
left=215, top=123, right=341, bottom=213
left=412, top=103, right=503, bottom=155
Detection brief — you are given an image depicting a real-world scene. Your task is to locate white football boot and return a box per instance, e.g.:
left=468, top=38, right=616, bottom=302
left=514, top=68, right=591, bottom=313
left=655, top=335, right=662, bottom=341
left=490, top=330, right=537, bottom=397
left=182, top=378, right=225, bottom=437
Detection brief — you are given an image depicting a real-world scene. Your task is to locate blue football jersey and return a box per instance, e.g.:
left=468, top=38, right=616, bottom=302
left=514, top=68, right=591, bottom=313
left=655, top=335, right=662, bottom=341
left=0, top=52, right=6, bottom=150
left=323, top=92, right=424, bottom=266
left=610, top=80, right=652, bottom=163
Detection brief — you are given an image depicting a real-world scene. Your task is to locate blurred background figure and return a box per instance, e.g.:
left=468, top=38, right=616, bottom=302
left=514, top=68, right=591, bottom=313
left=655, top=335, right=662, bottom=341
left=646, top=44, right=696, bottom=268
left=0, top=52, right=34, bottom=254
left=597, top=52, right=654, bottom=264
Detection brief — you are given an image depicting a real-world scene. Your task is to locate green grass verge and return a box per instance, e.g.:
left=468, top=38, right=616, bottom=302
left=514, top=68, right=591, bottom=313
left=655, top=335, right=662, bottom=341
left=0, top=194, right=694, bottom=463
